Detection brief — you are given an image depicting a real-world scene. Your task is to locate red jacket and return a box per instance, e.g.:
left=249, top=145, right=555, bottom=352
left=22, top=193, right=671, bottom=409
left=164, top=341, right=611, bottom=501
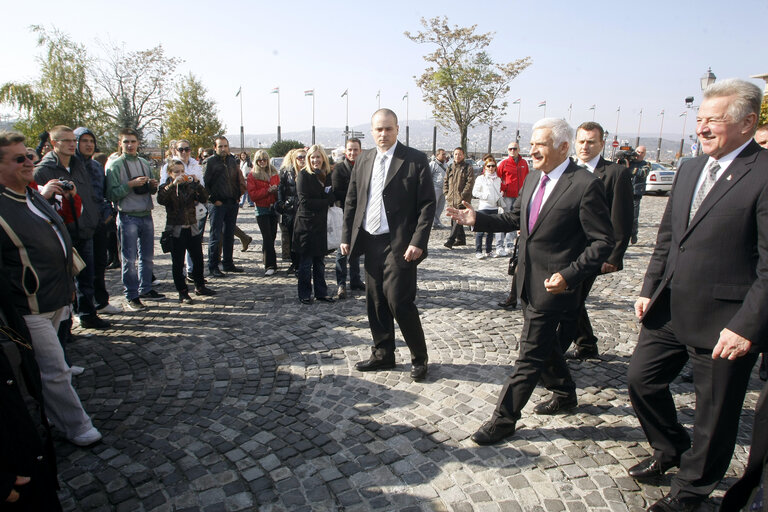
left=497, top=156, right=529, bottom=198
left=247, top=172, right=279, bottom=207
left=29, top=181, right=82, bottom=224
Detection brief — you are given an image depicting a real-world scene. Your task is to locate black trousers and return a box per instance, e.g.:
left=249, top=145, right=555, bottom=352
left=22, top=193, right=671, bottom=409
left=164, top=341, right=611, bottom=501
left=627, top=290, right=758, bottom=499
left=362, top=233, right=427, bottom=365
left=170, top=228, right=204, bottom=292
left=256, top=213, right=278, bottom=270
left=446, top=218, right=466, bottom=245
left=493, top=297, right=577, bottom=422
left=559, top=274, right=597, bottom=353
left=91, top=222, right=110, bottom=309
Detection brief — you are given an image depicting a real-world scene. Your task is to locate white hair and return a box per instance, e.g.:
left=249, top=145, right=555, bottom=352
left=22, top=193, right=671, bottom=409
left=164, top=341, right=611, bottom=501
left=532, top=118, right=573, bottom=148
left=703, top=78, right=763, bottom=125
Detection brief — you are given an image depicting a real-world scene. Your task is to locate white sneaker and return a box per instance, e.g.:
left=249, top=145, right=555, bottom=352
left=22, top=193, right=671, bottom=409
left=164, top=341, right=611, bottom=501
left=265, top=268, right=276, bottom=276
left=70, top=365, right=85, bottom=376
left=69, top=427, right=102, bottom=447
left=475, top=252, right=485, bottom=260
left=97, top=303, right=121, bottom=315
left=497, top=248, right=507, bottom=257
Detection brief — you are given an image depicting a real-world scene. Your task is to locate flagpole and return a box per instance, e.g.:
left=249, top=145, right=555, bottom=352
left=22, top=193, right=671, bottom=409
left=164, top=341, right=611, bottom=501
left=636, top=108, right=643, bottom=147
left=679, top=111, right=688, bottom=158
left=238, top=86, right=244, bottom=150
left=568, top=103, right=572, bottom=122
left=312, top=89, right=316, bottom=145
left=345, top=90, right=349, bottom=143
left=377, top=90, right=380, bottom=110
left=516, top=100, right=521, bottom=142
left=277, top=89, right=281, bottom=142
left=656, top=110, right=665, bottom=162
left=612, top=106, right=621, bottom=159
left=404, top=92, right=409, bottom=146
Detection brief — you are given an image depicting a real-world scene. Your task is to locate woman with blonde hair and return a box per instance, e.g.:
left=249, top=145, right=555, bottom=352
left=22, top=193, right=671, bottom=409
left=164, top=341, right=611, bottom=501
left=276, top=148, right=304, bottom=274
left=293, top=145, right=335, bottom=304
left=247, top=149, right=280, bottom=275
left=471, top=154, right=502, bottom=259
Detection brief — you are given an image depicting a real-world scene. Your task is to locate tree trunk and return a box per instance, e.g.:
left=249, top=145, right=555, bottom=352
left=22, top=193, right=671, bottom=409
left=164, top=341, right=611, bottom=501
left=460, top=125, right=468, bottom=153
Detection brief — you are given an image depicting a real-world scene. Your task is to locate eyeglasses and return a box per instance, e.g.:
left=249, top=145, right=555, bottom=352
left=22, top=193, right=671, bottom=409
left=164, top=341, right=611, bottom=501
left=485, top=164, right=497, bottom=168
left=508, top=147, right=519, bottom=151
left=257, top=158, right=267, bottom=162
left=177, top=147, right=191, bottom=152
left=11, top=154, right=36, bottom=164
left=296, top=155, right=306, bottom=160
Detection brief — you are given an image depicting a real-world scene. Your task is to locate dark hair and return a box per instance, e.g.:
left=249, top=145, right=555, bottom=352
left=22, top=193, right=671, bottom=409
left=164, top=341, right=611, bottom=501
left=453, top=147, right=465, bottom=153
left=0, top=131, right=26, bottom=161
left=346, top=137, right=361, bottom=148
left=576, top=122, right=605, bottom=140
left=118, top=127, right=140, bottom=139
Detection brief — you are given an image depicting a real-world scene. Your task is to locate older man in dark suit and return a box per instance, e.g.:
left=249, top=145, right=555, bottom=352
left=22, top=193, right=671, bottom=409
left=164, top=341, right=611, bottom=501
left=448, top=118, right=614, bottom=444
left=627, top=78, right=768, bottom=512
left=341, top=109, right=435, bottom=381
left=563, top=122, right=634, bottom=360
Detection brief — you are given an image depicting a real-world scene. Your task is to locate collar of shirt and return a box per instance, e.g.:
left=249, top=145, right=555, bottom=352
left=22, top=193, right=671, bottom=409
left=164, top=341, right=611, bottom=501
left=578, top=155, right=601, bottom=172
left=532, top=158, right=570, bottom=210
left=377, top=142, right=397, bottom=162
left=704, top=138, right=752, bottom=177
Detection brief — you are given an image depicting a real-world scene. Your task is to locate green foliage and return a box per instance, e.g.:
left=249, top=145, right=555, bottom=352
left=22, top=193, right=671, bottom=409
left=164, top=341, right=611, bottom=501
left=405, top=16, right=531, bottom=150
left=269, top=139, right=305, bottom=158
left=761, top=97, right=768, bottom=125
left=0, top=26, right=106, bottom=144
left=163, top=73, right=224, bottom=154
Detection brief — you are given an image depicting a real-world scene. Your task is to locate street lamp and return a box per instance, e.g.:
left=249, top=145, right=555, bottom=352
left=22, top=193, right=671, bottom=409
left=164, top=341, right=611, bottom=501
left=696, top=68, right=717, bottom=155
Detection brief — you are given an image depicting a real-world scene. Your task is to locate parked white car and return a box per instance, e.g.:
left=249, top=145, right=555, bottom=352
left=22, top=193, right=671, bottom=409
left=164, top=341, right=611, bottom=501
left=645, top=163, right=675, bottom=195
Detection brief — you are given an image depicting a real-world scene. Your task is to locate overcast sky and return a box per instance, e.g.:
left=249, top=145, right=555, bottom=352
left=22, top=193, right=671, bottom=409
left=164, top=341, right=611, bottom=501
left=1, top=0, right=765, bottom=144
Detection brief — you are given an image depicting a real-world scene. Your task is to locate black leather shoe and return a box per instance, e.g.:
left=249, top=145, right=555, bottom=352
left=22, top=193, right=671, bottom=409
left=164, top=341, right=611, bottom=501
left=497, top=292, right=517, bottom=309
left=565, top=345, right=599, bottom=360
left=628, top=456, right=680, bottom=480
left=178, top=292, right=194, bottom=304
left=350, top=282, right=366, bottom=291
left=316, top=296, right=335, bottom=303
left=443, top=241, right=454, bottom=249
left=410, top=363, right=428, bottom=381
left=646, top=493, right=703, bottom=512
left=355, top=357, right=395, bottom=372
left=300, top=298, right=313, bottom=305
left=533, top=394, right=578, bottom=415
left=195, top=286, right=216, bottom=296
left=471, top=419, right=516, bottom=445
left=79, top=315, right=110, bottom=329
left=139, top=290, right=165, bottom=299
left=209, top=268, right=226, bottom=278
left=222, top=265, right=244, bottom=273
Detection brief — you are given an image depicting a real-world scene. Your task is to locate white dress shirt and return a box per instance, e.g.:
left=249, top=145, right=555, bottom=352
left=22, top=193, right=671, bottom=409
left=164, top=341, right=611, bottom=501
left=364, top=142, right=397, bottom=235
left=529, top=157, right=570, bottom=214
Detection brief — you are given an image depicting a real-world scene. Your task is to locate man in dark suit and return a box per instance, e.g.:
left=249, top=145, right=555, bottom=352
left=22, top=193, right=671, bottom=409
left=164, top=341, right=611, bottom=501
left=563, top=122, right=634, bottom=360
left=340, top=109, right=435, bottom=381
left=626, top=78, right=768, bottom=512
left=332, top=137, right=365, bottom=300
left=447, top=118, right=613, bottom=444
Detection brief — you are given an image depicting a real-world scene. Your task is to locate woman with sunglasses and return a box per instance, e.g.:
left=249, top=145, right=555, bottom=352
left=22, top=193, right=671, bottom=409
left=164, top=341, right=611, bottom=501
left=238, top=151, right=254, bottom=207
left=247, top=150, right=280, bottom=276
left=471, top=154, right=503, bottom=259
left=293, top=145, right=335, bottom=304
left=276, top=149, right=304, bottom=274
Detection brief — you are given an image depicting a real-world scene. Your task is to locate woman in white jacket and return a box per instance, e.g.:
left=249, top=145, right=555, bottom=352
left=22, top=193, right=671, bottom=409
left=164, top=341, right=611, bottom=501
left=472, top=155, right=503, bottom=259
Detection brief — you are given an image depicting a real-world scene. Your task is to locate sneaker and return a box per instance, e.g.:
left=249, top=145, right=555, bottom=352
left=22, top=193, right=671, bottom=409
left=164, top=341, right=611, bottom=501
left=139, top=290, right=165, bottom=300
left=475, top=252, right=486, bottom=260
left=127, top=298, right=146, bottom=311
left=79, top=315, right=111, bottom=329
left=97, top=303, right=121, bottom=315
left=222, top=265, right=244, bottom=273
left=195, top=286, right=216, bottom=296
left=179, top=292, right=194, bottom=305
left=497, top=248, right=507, bottom=257
left=336, top=285, right=347, bottom=300
left=69, top=427, right=102, bottom=447
left=265, top=268, right=276, bottom=276
left=70, top=365, right=85, bottom=376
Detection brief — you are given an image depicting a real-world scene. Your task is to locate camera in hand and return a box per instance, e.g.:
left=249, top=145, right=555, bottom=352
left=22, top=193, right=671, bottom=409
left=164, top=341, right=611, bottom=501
left=58, top=178, right=74, bottom=191
left=134, top=180, right=150, bottom=194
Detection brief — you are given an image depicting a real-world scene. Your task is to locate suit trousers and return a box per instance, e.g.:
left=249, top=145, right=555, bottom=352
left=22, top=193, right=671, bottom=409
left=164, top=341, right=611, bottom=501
left=627, top=290, right=758, bottom=499
left=559, top=274, right=598, bottom=353
left=362, top=233, right=427, bottom=365
left=493, top=298, right=577, bottom=422
left=446, top=218, right=466, bottom=246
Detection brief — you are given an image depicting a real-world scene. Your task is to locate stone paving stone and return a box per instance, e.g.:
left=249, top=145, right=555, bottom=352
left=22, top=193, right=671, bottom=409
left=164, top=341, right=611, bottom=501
left=54, top=196, right=762, bottom=511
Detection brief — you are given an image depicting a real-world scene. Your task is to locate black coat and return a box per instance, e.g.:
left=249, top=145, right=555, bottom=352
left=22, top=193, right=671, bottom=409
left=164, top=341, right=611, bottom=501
left=591, top=157, right=634, bottom=269
left=276, top=168, right=298, bottom=226
left=292, top=169, right=333, bottom=256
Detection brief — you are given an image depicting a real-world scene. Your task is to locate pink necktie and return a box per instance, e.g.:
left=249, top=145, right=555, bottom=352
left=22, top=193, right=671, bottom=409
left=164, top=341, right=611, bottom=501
left=528, top=174, right=550, bottom=232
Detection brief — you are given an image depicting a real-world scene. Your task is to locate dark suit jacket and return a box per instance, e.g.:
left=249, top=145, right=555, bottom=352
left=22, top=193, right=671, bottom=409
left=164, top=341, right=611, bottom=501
left=640, top=141, right=768, bottom=351
left=293, top=169, right=333, bottom=257
left=591, top=157, right=634, bottom=269
left=342, top=142, right=435, bottom=268
left=475, top=160, right=614, bottom=312
left=331, top=158, right=353, bottom=209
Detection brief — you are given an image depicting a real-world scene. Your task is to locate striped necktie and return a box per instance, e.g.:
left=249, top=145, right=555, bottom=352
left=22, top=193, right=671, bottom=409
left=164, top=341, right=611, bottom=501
left=367, top=155, right=387, bottom=233
left=689, top=161, right=720, bottom=223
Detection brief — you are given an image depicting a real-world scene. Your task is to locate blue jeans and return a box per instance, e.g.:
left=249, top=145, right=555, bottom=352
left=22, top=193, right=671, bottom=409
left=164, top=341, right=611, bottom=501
left=475, top=208, right=496, bottom=254
left=72, top=237, right=96, bottom=316
left=239, top=192, right=254, bottom=207
left=208, top=203, right=238, bottom=271
left=335, top=249, right=361, bottom=287
left=298, top=253, right=328, bottom=300
left=118, top=213, right=154, bottom=300
left=496, top=196, right=517, bottom=250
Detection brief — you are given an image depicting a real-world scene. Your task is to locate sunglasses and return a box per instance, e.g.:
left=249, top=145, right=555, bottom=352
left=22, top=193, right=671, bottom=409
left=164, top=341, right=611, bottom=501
left=257, top=158, right=267, bottom=162
left=12, top=154, right=37, bottom=164
left=508, top=147, right=519, bottom=151
left=296, top=155, right=306, bottom=159
left=485, top=164, right=497, bottom=168
left=177, top=147, right=191, bottom=152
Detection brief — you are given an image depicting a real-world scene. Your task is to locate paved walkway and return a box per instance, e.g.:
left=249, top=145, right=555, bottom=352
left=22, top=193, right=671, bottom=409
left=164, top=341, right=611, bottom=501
left=58, top=195, right=762, bottom=511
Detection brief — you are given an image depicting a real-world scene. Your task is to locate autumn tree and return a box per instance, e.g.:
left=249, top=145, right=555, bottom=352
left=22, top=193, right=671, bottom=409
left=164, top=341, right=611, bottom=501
left=94, top=42, right=181, bottom=144
left=163, top=73, right=224, bottom=152
left=0, top=26, right=105, bottom=142
left=405, top=16, right=531, bottom=150
left=269, top=140, right=305, bottom=158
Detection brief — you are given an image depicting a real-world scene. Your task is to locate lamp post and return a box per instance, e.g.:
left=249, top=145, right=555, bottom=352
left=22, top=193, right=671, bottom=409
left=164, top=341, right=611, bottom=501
left=696, top=67, right=717, bottom=155
left=636, top=108, right=643, bottom=147
left=656, top=109, right=665, bottom=162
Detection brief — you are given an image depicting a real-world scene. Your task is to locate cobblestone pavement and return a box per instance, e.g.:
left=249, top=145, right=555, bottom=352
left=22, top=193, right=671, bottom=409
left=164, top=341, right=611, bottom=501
left=57, top=194, right=763, bottom=511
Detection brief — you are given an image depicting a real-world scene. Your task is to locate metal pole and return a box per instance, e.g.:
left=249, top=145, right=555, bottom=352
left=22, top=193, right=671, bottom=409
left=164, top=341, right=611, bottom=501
left=345, top=90, right=349, bottom=143
left=516, top=102, right=521, bottom=138
left=405, top=94, right=409, bottom=146
left=277, top=90, right=281, bottom=143
left=432, top=125, right=437, bottom=155
left=656, top=110, right=665, bottom=162
left=636, top=108, right=643, bottom=147
left=239, top=87, right=244, bottom=150
left=568, top=104, right=572, bottom=122
left=377, top=90, right=380, bottom=110
left=312, top=91, right=316, bottom=145
left=679, top=111, right=688, bottom=158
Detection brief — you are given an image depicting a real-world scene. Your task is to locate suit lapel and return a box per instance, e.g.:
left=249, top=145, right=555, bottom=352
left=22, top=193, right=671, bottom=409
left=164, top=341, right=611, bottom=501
left=521, top=169, right=539, bottom=235
left=384, top=142, right=405, bottom=187
left=529, top=164, right=575, bottom=235
left=356, top=149, right=376, bottom=211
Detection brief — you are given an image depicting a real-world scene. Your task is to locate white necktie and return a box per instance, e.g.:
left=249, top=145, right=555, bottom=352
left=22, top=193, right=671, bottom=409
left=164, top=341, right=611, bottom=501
left=689, top=161, right=720, bottom=222
left=368, top=155, right=387, bottom=233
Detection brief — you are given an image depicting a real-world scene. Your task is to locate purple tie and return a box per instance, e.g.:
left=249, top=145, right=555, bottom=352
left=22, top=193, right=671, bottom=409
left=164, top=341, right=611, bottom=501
left=528, top=174, right=550, bottom=232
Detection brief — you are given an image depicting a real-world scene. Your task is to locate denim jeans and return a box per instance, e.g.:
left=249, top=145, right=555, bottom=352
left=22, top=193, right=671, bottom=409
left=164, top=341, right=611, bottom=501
left=71, top=237, right=96, bottom=316
left=208, top=203, right=238, bottom=271
left=475, top=208, right=496, bottom=254
left=433, top=187, right=446, bottom=226
left=335, top=249, right=361, bottom=287
left=118, top=213, right=155, bottom=300
left=298, top=253, right=328, bottom=300
left=496, top=196, right=517, bottom=250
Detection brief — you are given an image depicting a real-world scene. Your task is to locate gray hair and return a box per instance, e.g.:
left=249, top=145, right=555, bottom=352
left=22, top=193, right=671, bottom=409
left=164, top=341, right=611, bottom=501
left=703, top=78, right=763, bottom=125
left=532, top=118, right=573, bottom=148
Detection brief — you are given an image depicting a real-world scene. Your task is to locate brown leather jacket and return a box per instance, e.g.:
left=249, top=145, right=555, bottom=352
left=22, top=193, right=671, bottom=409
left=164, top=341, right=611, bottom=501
left=443, top=161, right=475, bottom=207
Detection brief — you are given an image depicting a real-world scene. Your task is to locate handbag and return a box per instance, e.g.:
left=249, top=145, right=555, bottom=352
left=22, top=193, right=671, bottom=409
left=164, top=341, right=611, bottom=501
left=195, top=202, right=208, bottom=221
left=72, top=247, right=87, bottom=276
left=327, top=206, right=343, bottom=249
left=160, top=230, right=173, bottom=253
